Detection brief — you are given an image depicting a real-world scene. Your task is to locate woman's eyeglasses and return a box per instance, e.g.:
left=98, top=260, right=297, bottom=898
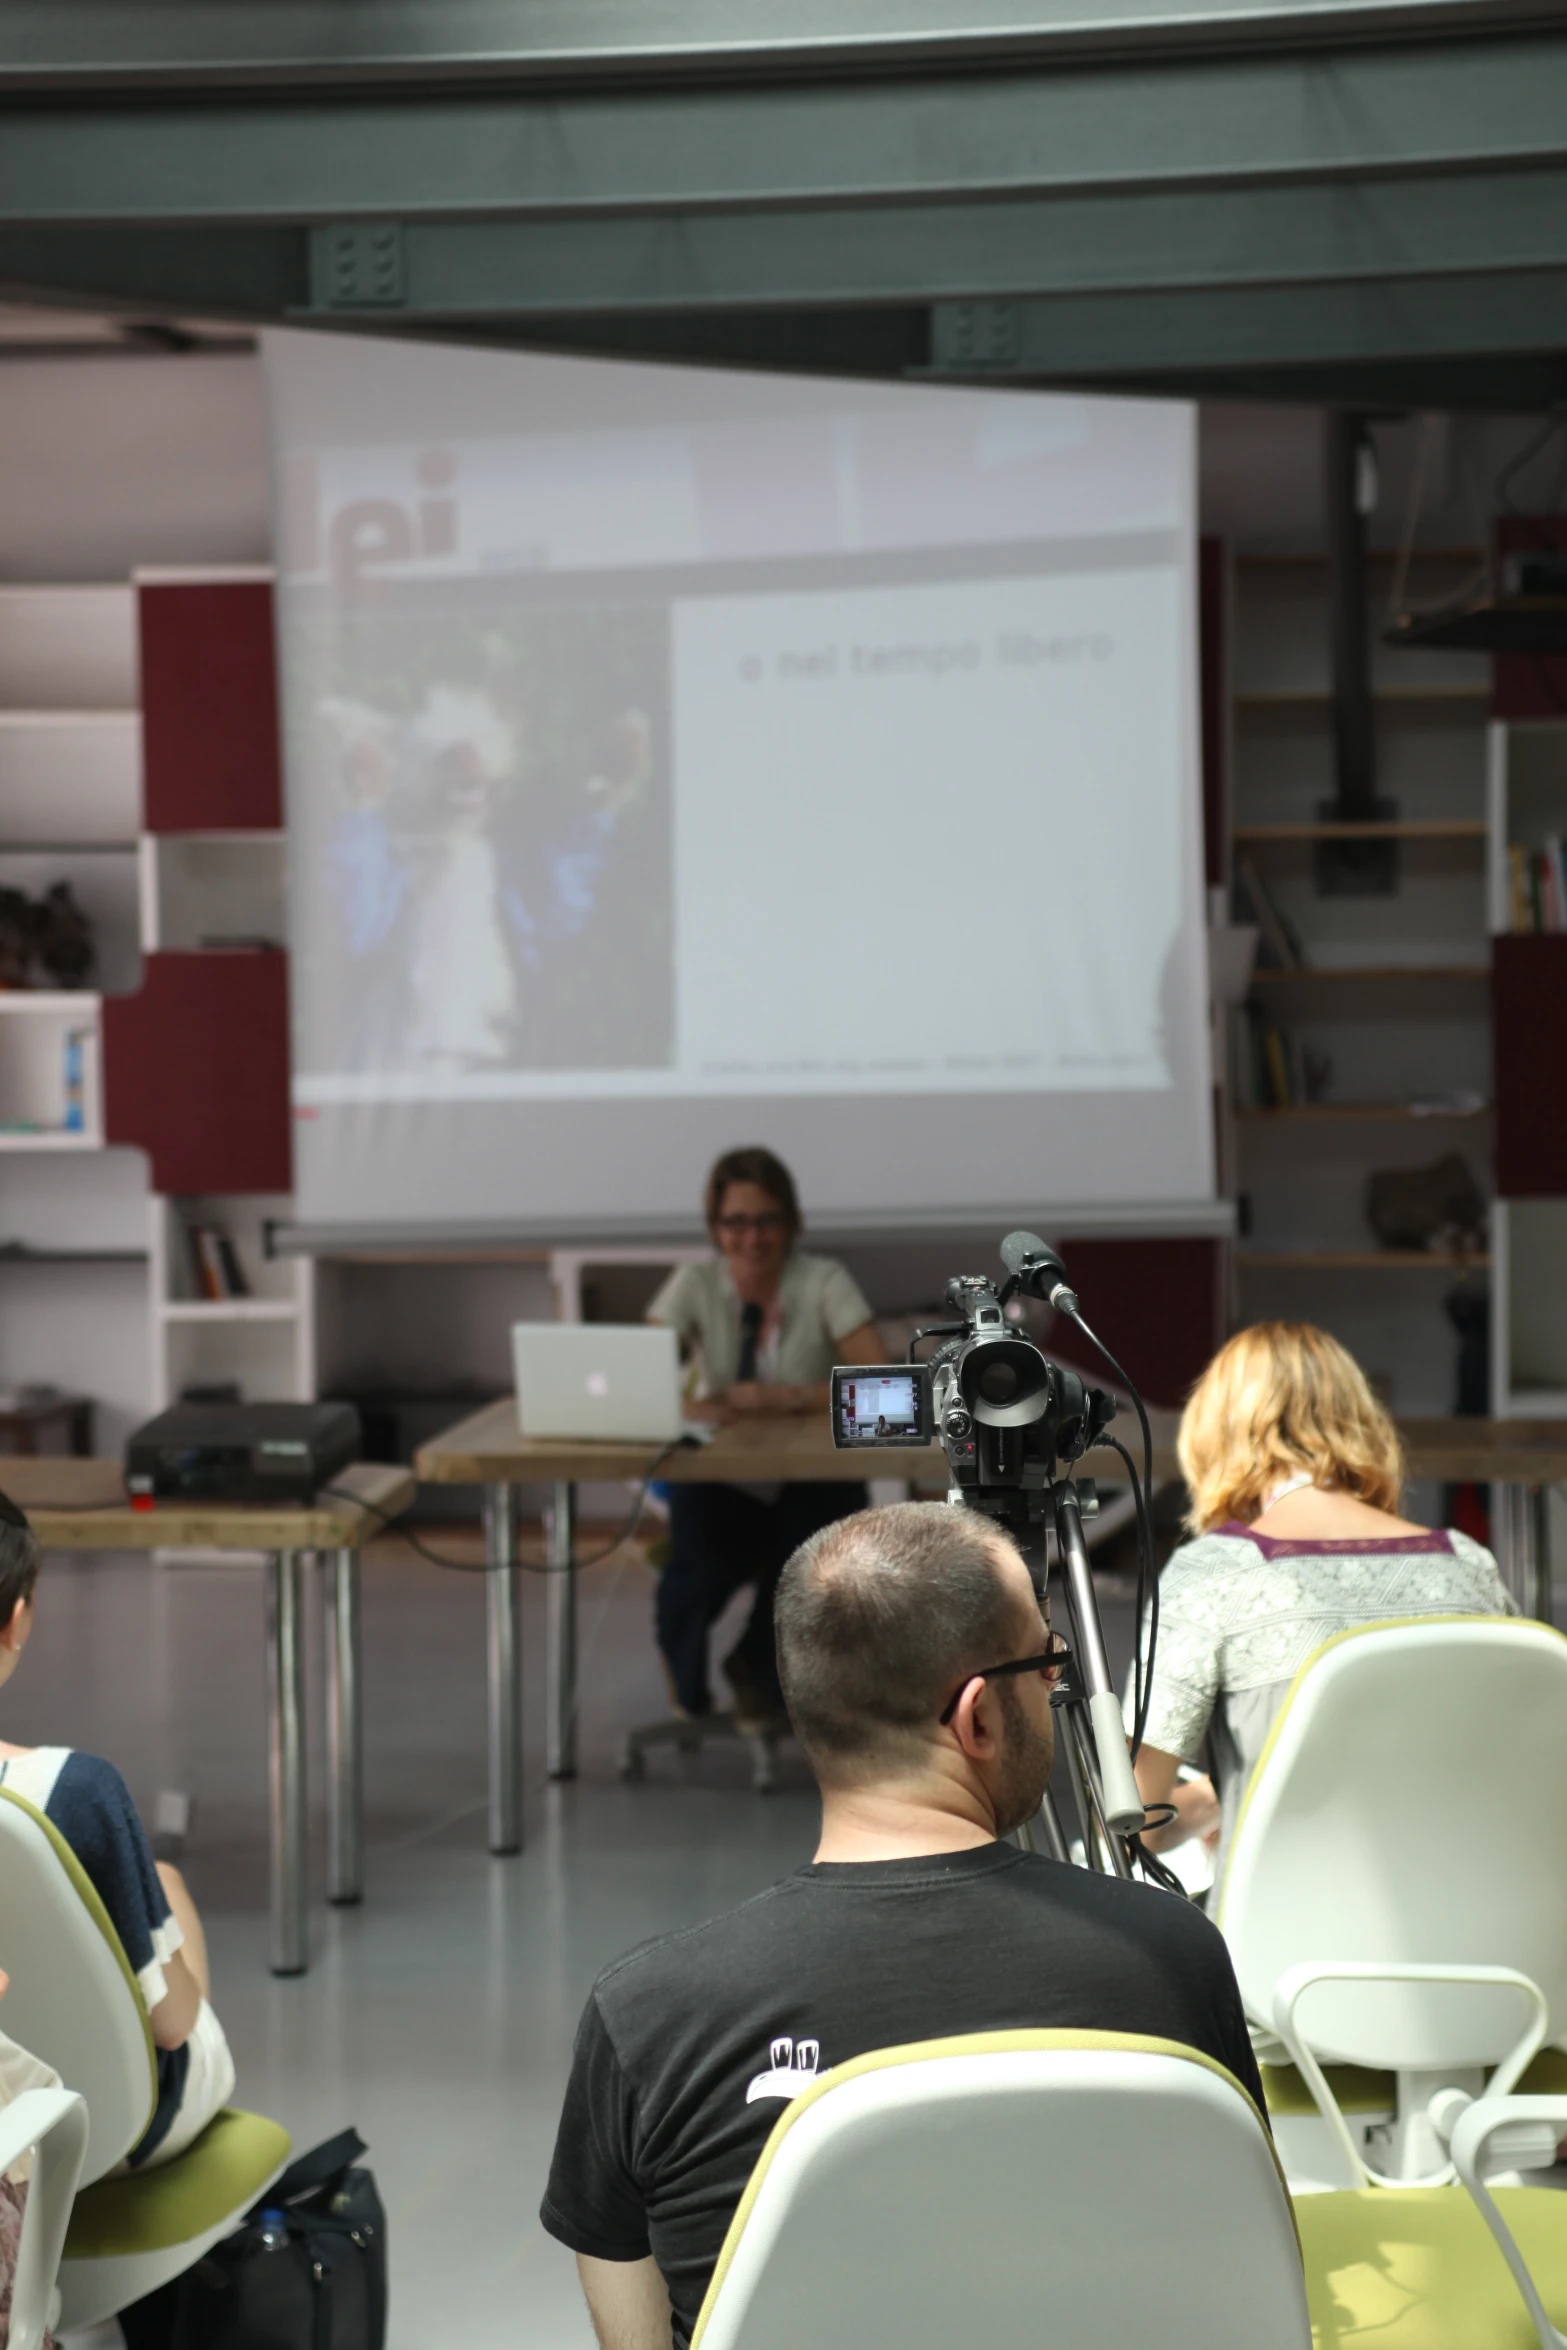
left=715, top=1212, right=788, bottom=1236
left=938, top=1630, right=1072, bottom=1726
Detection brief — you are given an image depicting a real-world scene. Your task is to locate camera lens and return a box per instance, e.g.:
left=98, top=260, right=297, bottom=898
left=977, top=1359, right=1020, bottom=1404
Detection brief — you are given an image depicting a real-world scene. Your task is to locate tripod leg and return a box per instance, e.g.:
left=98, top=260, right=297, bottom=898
left=1066, top=1705, right=1132, bottom=1880
left=1037, top=1787, right=1071, bottom=1865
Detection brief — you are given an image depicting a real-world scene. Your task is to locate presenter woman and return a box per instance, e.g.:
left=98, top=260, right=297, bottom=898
left=1132, top=1321, right=1511, bottom=1867
left=647, top=1146, right=888, bottom=1732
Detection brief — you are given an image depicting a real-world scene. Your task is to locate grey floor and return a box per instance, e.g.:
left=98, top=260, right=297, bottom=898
left=8, top=1529, right=1136, bottom=2348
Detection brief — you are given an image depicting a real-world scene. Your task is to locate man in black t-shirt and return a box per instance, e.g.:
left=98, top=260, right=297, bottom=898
left=542, top=1502, right=1265, bottom=2350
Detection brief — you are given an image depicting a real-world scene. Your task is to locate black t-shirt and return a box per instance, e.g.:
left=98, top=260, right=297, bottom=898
left=541, top=1845, right=1265, bottom=2347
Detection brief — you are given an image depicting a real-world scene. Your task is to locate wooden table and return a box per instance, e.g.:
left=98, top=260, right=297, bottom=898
left=413, top=1399, right=1180, bottom=1839
left=1397, top=1419, right=1567, bottom=1619
left=0, top=1391, right=92, bottom=1456
left=4, top=1458, right=415, bottom=1977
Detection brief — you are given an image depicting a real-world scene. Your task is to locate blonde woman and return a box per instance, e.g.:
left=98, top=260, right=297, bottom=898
left=1133, top=1322, right=1512, bottom=1861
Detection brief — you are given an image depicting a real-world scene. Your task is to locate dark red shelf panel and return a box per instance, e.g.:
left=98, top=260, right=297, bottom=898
left=139, top=579, right=283, bottom=832
left=1041, top=1237, right=1222, bottom=1409
left=1494, top=933, right=1567, bottom=1197
left=103, top=950, right=292, bottom=1195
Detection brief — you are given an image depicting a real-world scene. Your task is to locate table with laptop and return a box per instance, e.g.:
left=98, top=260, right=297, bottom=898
left=413, top=1320, right=1176, bottom=1836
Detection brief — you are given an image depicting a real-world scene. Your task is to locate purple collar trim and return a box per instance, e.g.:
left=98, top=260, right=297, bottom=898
left=1215, top=1521, right=1456, bottom=1558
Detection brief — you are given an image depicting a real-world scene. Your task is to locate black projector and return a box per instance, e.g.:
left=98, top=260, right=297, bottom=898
left=125, top=1402, right=362, bottom=1505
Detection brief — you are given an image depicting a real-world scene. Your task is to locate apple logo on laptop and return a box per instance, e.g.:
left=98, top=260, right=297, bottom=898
left=586, top=1371, right=610, bottom=1398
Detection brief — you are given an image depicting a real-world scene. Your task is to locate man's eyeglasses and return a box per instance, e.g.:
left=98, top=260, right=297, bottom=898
left=938, top=1631, right=1072, bottom=1726
left=715, top=1212, right=788, bottom=1236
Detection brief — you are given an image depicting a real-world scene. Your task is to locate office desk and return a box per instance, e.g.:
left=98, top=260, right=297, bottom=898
left=1396, top=1419, right=1567, bottom=1619
left=414, top=1398, right=1180, bottom=1841
left=5, top=1458, right=415, bottom=1976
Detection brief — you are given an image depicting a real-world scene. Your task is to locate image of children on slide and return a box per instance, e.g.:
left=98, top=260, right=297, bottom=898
left=305, top=603, right=673, bottom=1074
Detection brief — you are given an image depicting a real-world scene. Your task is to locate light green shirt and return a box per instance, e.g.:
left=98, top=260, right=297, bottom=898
left=648, top=1250, right=876, bottom=1397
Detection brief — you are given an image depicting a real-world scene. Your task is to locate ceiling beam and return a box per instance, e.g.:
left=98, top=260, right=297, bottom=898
left=0, top=35, right=1565, bottom=226
left=0, top=0, right=1557, bottom=91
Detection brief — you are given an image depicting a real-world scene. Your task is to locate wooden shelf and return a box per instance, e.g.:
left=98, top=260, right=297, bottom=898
left=1237, top=1249, right=1490, bottom=1271
left=1235, top=1103, right=1489, bottom=1122
left=1236, top=546, right=1484, bottom=571
left=0, top=1247, right=145, bottom=1264
left=1234, top=685, right=1487, bottom=712
left=0, top=992, right=100, bottom=1018
left=1234, top=821, right=1488, bottom=843
left=0, top=1131, right=100, bottom=1153
left=1249, top=964, right=1490, bottom=985
left=160, top=1298, right=297, bottom=1323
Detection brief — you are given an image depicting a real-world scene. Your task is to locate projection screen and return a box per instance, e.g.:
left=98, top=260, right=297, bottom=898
left=265, top=330, right=1213, bottom=1241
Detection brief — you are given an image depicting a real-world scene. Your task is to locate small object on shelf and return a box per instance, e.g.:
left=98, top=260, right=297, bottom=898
left=62, top=1026, right=87, bottom=1132
left=1507, top=839, right=1567, bottom=933
left=0, top=887, right=37, bottom=988
left=34, top=882, right=95, bottom=989
left=1409, top=1089, right=1487, bottom=1118
left=1236, top=854, right=1308, bottom=968
left=176, top=1207, right=251, bottom=1299
left=1366, top=1154, right=1486, bottom=1256
left=0, top=880, right=96, bottom=990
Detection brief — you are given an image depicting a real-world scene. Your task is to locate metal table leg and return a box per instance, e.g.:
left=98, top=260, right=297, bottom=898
left=1500, top=1482, right=1551, bottom=1622
left=547, top=1480, right=578, bottom=1781
left=325, top=1546, right=364, bottom=1905
left=484, top=1482, right=522, bottom=1854
left=266, top=1547, right=308, bottom=1976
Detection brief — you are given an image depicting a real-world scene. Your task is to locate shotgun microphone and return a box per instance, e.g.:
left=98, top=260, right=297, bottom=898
left=736, top=1300, right=763, bottom=1384
left=999, top=1230, right=1076, bottom=1313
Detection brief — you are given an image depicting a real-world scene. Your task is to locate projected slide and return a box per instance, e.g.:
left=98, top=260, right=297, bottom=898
left=266, top=333, right=1211, bottom=1234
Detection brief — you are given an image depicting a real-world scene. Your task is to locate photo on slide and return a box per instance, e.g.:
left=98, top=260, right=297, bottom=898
left=288, top=596, right=674, bottom=1077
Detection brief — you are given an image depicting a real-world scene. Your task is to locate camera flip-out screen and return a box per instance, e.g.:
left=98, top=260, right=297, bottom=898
left=831, top=1365, right=935, bottom=1449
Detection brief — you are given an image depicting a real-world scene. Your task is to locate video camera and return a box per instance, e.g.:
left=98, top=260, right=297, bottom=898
left=831, top=1231, right=1157, bottom=1869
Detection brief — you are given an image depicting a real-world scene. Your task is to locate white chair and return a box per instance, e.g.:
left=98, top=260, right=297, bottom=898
left=0, top=1786, right=290, bottom=2332
left=690, top=2027, right=1567, bottom=2350
left=1216, top=1615, right=1567, bottom=2194
left=690, top=2029, right=1313, bottom=2350
left=0, top=2087, right=88, bottom=2350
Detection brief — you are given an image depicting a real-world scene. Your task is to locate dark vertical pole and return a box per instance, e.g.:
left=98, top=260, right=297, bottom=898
left=1326, top=411, right=1376, bottom=821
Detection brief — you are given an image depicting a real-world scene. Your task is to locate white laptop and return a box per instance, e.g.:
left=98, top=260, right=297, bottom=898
left=512, top=1321, right=696, bottom=1443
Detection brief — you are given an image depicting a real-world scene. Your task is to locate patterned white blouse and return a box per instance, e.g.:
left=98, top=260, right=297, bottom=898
left=1130, top=1522, right=1514, bottom=1869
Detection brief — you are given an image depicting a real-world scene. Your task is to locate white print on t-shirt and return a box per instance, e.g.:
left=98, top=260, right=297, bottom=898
left=746, top=2035, right=823, bottom=2105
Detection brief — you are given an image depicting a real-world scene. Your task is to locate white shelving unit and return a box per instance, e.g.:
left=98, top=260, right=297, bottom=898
left=0, top=585, right=148, bottom=1445
left=1487, top=715, right=1567, bottom=1420
left=0, top=577, right=314, bottom=1438
left=148, top=1191, right=314, bottom=1412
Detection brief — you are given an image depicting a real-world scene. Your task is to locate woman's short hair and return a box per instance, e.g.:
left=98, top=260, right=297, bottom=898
left=1178, top=1321, right=1404, bottom=1532
left=703, top=1146, right=802, bottom=1244
left=0, top=1489, right=38, bottom=1627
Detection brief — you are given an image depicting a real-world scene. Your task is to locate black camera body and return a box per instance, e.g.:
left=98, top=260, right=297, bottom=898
left=830, top=1238, right=1119, bottom=1575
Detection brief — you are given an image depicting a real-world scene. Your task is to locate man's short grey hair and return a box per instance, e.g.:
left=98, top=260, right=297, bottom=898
left=774, top=1503, right=1024, bottom=1777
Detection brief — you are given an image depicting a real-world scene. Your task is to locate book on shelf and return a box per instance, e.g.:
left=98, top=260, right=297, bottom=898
left=176, top=1211, right=251, bottom=1302
left=1509, top=839, right=1567, bottom=933
left=1236, top=854, right=1310, bottom=968
left=1236, top=1007, right=1331, bottom=1109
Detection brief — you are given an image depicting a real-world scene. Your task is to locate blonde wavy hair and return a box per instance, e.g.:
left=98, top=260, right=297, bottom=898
left=1178, top=1321, right=1404, bottom=1533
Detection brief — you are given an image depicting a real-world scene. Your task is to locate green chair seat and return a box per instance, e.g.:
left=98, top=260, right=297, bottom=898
left=1263, top=2048, right=1567, bottom=2123
left=65, top=2108, right=291, bottom=2260
left=1263, top=2063, right=1397, bottom=2118
left=1300, top=2185, right=1567, bottom=2349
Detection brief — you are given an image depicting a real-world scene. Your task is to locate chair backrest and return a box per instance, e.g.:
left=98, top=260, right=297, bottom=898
left=0, top=1789, right=156, bottom=2183
left=691, top=2031, right=1310, bottom=2350
left=1218, top=1616, right=1567, bottom=2068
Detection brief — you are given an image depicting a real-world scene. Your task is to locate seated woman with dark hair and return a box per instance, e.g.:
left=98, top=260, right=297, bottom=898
left=0, top=1494, right=237, bottom=2169
left=647, top=1145, right=888, bottom=1733
left=1132, top=1321, right=1512, bottom=1866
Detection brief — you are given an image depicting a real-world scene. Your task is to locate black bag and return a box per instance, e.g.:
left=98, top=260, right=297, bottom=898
left=123, top=2129, right=388, bottom=2350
